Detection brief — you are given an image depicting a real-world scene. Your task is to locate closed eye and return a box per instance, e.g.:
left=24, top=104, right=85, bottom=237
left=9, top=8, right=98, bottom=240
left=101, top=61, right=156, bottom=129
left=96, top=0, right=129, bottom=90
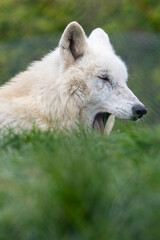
left=98, top=75, right=110, bottom=82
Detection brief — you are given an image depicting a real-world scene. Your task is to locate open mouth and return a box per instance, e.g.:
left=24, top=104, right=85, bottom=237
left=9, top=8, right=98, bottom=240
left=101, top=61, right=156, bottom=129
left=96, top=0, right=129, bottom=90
left=93, top=112, right=111, bottom=134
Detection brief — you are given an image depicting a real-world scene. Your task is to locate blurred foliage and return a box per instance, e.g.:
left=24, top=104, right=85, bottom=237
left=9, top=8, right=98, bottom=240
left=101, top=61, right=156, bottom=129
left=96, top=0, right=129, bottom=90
left=0, top=0, right=160, bottom=42
left=0, top=126, right=160, bottom=239
left=0, top=2, right=160, bottom=238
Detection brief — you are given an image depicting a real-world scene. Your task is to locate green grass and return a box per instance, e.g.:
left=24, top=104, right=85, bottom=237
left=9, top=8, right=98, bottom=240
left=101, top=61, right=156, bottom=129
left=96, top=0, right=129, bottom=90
left=0, top=126, right=160, bottom=240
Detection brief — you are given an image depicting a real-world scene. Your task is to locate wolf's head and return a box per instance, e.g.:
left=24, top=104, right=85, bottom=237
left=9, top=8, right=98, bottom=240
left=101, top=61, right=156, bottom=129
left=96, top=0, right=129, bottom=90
left=59, top=22, right=147, bottom=133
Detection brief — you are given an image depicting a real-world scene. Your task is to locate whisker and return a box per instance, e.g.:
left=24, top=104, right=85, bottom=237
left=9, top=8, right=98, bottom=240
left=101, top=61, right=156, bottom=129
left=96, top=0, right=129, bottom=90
left=116, top=107, right=130, bottom=115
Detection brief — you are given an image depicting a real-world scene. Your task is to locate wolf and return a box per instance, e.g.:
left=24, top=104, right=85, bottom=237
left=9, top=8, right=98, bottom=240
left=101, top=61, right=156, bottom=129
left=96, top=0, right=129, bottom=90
left=0, top=21, right=147, bottom=134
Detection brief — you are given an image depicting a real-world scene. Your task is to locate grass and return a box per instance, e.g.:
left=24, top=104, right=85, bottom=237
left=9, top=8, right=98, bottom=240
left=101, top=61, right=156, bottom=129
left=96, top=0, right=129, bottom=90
left=0, top=125, right=160, bottom=240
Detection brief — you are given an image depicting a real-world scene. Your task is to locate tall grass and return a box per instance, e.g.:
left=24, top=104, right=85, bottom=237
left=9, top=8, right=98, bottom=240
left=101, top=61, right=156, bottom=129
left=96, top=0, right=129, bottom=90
left=0, top=126, right=160, bottom=240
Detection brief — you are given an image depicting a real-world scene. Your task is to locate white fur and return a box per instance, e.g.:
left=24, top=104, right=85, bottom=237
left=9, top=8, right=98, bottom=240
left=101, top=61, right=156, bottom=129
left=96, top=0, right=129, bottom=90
left=0, top=22, right=144, bottom=133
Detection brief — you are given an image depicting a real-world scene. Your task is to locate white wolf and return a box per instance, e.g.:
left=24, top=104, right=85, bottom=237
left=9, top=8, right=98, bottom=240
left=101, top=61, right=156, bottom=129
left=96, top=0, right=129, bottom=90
left=0, top=22, right=147, bottom=134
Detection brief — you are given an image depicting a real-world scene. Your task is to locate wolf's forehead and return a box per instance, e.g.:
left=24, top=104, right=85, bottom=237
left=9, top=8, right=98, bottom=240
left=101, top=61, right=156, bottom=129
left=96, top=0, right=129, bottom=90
left=82, top=49, right=128, bottom=82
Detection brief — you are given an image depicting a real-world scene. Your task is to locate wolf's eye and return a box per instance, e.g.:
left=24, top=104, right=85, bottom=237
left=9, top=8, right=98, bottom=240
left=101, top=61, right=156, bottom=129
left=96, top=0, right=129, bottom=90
left=98, top=75, right=110, bottom=82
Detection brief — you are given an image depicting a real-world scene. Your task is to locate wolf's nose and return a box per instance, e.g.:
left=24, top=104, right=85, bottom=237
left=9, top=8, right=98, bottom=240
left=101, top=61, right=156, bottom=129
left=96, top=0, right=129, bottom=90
left=132, top=104, right=147, bottom=119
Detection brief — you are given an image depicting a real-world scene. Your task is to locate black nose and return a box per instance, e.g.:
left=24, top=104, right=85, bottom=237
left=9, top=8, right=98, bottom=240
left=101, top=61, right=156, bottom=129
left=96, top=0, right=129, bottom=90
left=132, top=104, right=147, bottom=120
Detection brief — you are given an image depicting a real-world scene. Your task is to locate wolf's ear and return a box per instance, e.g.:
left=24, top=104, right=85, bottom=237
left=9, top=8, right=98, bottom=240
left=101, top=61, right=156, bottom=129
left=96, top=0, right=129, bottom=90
left=59, top=22, right=87, bottom=66
left=89, top=28, right=113, bottom=51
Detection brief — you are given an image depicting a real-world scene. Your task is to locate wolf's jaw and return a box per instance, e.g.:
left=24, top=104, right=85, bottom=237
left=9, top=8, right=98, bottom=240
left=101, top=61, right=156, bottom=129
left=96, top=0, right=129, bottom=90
left=93, top=112, right=111, bottom=134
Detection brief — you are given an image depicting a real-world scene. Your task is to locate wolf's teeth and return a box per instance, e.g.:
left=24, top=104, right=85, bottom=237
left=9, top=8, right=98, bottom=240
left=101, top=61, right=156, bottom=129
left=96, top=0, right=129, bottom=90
left=94, top=120, right=100, bottom=132
left=104, top=114, right=115, bottom=135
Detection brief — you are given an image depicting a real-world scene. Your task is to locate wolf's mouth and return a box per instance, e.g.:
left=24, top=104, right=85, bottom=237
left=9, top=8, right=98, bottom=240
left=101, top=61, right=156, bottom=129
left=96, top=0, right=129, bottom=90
left=93, top=112, right=111, bottom=134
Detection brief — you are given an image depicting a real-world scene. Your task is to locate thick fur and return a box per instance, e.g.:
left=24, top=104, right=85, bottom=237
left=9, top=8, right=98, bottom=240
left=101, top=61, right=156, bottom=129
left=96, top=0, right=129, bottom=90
left=0, top=22, right=145, bottom=132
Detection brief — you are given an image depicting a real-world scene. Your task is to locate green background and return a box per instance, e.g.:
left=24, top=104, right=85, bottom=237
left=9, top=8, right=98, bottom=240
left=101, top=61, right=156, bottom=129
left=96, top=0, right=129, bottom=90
left=0, top=1, right=160, bottom=239
left=0, top=0, right=160, bottom=42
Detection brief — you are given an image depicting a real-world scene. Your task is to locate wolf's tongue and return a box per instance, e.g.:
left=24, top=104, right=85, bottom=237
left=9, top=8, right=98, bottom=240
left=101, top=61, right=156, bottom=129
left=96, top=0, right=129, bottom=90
left=95, top=114, right=104, bottom=133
